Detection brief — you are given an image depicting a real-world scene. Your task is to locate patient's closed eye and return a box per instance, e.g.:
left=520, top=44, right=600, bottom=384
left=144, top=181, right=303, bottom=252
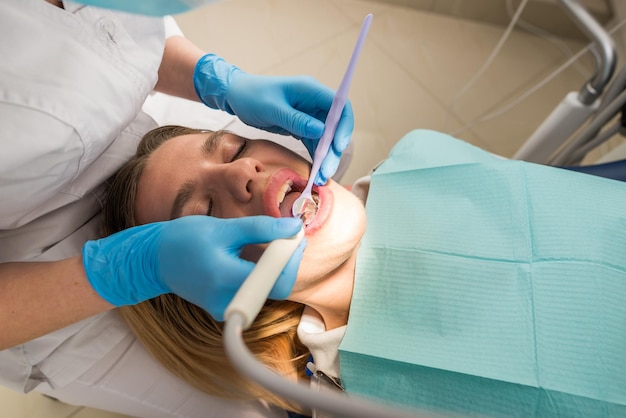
left=205, top=197, right=213, bottom=217
left=204, top=131, right=247, bottom=163
left=205, top=137, right=248, bottom=217
left=230, top=139, right=247, bottom=161
left=201, top=131, right=241, bottom=161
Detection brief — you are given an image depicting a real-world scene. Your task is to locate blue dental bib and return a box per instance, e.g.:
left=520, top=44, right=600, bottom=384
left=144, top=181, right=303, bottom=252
left=339, top=130, right=626, bottom=417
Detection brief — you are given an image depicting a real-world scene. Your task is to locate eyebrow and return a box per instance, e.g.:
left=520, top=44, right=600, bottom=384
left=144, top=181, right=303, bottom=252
left=201, top=130, right=226, bottom=157
left=170, top=179, right=195, bottom=220
left=169, top=132, right=226, bottom=220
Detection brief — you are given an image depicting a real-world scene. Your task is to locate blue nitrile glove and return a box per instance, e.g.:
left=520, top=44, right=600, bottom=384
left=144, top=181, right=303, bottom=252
left=82, top=216, right=305, bottom=321
left=193, top=53, right=354, bottom=185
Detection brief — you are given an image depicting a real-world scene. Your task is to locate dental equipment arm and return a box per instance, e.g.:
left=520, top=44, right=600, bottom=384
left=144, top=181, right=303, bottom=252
left=561, top=0, right=615, bottom=106
left=512, top=92, right=599, bottom=164
left=513, top=0, right=616, bottom=164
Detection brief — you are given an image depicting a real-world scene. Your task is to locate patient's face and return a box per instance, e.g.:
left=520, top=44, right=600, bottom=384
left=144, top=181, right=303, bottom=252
left=135, top=131, right=366, bottom=296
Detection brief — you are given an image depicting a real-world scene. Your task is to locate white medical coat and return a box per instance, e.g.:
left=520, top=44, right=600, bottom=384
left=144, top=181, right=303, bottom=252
left=0, top=0, right=165, bottom=392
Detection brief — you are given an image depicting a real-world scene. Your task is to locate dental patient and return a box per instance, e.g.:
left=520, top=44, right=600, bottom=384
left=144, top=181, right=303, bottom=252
left=102, top=125, right=626, bottom=417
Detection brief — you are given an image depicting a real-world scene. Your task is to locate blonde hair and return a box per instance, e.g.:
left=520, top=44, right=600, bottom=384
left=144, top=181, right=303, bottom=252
left=102, top=125, right=309, bottom=414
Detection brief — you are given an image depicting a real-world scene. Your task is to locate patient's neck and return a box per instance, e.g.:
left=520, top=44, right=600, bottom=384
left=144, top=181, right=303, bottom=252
left=293, top=250, right=357, bottom=331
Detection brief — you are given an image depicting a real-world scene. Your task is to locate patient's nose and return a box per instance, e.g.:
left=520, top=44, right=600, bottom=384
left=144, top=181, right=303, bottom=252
left=221, top=158, right=263, bottom=202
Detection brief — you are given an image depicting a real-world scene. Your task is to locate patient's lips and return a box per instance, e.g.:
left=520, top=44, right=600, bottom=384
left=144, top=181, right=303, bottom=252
left=307, top=185, right=332, bottom=234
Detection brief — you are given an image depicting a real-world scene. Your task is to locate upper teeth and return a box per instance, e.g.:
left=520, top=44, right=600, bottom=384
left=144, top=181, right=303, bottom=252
left=277, top=180, right=293, bottom=206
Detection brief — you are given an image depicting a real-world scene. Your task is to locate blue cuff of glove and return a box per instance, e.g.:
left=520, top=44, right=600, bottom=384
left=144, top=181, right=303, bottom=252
left=82, top=224, right=168, bottom=306
left=193, top=53, right=240, bottom=114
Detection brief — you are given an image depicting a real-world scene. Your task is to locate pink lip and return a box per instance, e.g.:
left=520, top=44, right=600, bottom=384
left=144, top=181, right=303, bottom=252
left=305, top=184, right=332, bottom=234
left=263, top=168, right=333, bottom=235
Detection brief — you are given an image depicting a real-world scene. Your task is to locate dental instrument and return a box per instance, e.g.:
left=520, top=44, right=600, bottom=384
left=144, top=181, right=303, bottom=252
left=292, top=13, right=373, bottom=223
left=224, top=227, right=305, bottom=329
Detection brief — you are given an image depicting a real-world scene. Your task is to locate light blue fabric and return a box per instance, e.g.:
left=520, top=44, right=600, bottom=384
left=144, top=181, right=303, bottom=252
left=339, top=129, right=626, bottom=417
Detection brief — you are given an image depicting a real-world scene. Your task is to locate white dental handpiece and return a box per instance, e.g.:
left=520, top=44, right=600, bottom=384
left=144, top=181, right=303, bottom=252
left=224, top=227, right=305, bottom=329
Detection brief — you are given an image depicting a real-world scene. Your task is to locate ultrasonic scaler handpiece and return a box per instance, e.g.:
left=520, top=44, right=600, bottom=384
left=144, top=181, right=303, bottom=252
left=224, top=227, right=305, bottom=329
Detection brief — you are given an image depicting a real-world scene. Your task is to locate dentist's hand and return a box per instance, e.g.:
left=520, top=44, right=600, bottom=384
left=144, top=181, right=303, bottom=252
left=193, top=53, right=354, bottom=185
left=82, top=216, right=305, bottom=321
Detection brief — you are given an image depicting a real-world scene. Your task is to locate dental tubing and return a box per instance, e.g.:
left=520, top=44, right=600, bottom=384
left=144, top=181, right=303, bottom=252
left=222, top=222, right=439, bottom=418
left=224, top=312, right=449, bottom=418
left=224, top=227, right=305, bottom=328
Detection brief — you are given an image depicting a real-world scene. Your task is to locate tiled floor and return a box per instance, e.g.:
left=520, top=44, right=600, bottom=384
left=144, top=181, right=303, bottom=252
left=4, top=0, right=625, bottom=417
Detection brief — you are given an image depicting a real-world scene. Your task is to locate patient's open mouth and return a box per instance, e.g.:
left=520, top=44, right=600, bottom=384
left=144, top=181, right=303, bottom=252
left=264, top=168, right=329, bottom=234
left=264, top=169, right=304, bottom=218
left=276, top=180, right=319, bottom=219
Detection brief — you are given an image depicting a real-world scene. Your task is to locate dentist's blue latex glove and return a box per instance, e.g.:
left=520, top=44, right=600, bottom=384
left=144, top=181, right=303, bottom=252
left=193, top=53, right=354, bottom=185
left=82, top=216, right=305, bottom=321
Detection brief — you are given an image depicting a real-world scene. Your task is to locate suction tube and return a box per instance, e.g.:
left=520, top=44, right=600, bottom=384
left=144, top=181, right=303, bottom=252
left=223, top=229, right=454, bottom=418
left=559, top=0, right=616, bottom=105
left=224, top=313, right=449, bottom=418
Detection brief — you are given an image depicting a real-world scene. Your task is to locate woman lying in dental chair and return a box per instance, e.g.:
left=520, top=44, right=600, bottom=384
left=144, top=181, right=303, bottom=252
left=100, top=125, right=626, bottom=417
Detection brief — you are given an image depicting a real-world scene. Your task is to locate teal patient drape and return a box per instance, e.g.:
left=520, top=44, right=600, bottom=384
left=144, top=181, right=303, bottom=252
left=339, top=130, right=626, bottom=417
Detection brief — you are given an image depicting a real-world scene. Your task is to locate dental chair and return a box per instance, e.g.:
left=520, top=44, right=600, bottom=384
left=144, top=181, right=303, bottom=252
left=562, top=154, right=626, bottom=181
left=514, top=0, right=626, bottom=181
